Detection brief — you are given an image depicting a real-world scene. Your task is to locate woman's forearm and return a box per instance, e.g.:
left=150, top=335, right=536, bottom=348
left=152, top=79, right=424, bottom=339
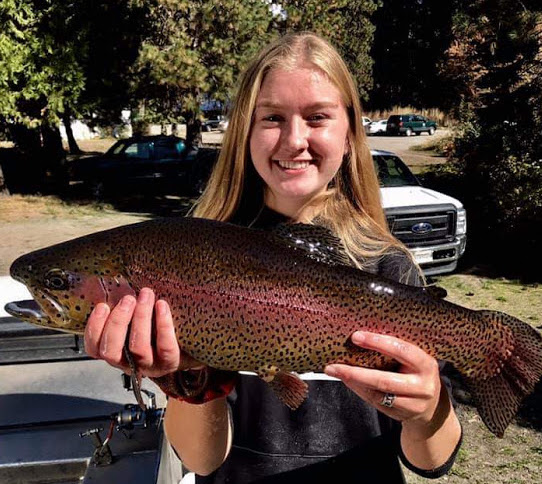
left=164, top=396, right=232, bottom=476
left=400, top=383, right=462, bottom=471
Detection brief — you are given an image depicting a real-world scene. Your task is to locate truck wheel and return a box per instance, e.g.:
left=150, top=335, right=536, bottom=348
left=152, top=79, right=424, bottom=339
left=89, top=181, right=106, bottom=199
left=405, top=128, right=413, bottom=137
left=428, top=127, right=435, bottom=135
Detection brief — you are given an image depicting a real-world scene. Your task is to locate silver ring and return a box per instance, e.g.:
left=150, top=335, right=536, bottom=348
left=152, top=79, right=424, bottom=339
left=380, top=392, right=396, bottom=408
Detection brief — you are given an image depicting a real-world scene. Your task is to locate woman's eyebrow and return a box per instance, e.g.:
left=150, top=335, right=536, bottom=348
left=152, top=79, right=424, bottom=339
left=255, top=101, right=340, bottom=110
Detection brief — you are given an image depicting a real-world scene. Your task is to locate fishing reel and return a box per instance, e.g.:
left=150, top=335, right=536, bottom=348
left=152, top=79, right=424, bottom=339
left=79, top=374, right=164, bottom=467
left=117, top=372, right=163, bottom=431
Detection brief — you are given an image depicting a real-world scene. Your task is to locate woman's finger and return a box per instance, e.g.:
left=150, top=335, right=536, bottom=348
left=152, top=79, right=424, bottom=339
left=98, top=295, right=136, bottom=367
left=351, top=331, right=439, bottom=373
left=154, top=299, right=181, bottom=373
left=129, top=288, right=156, bottom=368
left=325, top=364, right=429, bottom=398
left=84, top=303, right=110, bottom=358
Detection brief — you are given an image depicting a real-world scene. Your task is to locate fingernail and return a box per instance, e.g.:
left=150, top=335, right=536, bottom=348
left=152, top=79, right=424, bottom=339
left=121, top=296, right=134, bottom=309
left=351, top=331, right=365, bottom=344
left=138, top=289, right=150, bottom=303
left=94, top=304, right=108, bottom=317
left=156, top=300, right=168, bottom=316
left=325, top=365, right=339, bottom=377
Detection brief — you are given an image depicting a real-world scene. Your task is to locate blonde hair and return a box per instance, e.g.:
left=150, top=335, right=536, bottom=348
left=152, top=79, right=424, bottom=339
left=193, top=32, right=411, bottom=272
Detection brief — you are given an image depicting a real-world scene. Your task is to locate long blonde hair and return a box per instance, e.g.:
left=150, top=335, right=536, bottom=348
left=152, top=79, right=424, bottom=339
left=193, top=32, right=408, bottom=268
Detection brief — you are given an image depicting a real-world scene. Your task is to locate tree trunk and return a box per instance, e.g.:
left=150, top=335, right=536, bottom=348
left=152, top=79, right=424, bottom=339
left=185, top=110, right=202, bottom=148
left=132, top=101, right=151, bottom=136
left=41, top=123, right=68, bottom=195
left=62, top=113, right=82, bottom=154
left=172, top=123, right=181, bottom=137
left=7, top=124, right=43, bottom=193
left=0, top=164, right=9, bottom=195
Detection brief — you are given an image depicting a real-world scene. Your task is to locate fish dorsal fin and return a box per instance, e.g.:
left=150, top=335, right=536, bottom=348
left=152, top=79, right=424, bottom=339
left=269, top=223, right=354, bottom=267
left=424, top=285, right=448, bottom=299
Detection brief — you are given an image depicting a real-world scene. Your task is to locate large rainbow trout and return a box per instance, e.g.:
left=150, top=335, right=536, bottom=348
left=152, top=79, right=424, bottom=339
left=5, top=218, right=542, bottom=437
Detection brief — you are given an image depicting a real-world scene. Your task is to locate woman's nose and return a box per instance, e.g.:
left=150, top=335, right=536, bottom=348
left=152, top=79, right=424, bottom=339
left=281, top=118, right=309, bottom=152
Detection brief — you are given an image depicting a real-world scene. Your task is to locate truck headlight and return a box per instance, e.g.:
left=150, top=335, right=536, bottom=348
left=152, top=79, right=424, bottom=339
left=456, top=208, right=467, bottom=235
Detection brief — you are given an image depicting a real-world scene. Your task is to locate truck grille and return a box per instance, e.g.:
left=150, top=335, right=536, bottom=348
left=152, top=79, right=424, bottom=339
left=385, top=204, right=457, bottom=248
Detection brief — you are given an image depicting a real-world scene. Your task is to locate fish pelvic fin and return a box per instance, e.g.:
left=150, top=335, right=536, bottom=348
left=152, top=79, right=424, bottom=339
left=467, top=311, right=542, bottom=437
left=259, top=367, right=309, bottom=410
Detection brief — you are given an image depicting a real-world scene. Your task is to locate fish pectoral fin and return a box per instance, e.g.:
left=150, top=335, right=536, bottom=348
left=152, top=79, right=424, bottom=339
left=259, top=367, right=308, bottom=410
left=424, top=285, right=448, bottom=299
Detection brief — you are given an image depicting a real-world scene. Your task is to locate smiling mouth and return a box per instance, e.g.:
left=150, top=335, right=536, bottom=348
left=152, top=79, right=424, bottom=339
left=275, top=160, right=313, bottom=170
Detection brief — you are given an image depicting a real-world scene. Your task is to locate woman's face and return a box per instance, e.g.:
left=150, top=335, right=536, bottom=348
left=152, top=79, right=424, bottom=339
left=250, top=66, right=350, bottom=217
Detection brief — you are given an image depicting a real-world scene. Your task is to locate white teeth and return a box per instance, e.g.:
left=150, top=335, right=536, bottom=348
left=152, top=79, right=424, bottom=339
left=276, top=160, right=311, bottom=169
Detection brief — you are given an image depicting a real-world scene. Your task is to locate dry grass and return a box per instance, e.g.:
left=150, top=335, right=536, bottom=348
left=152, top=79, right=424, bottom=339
left=364, top=106, right=456, bottom=128
left=0, top=194, right=113, bottom=222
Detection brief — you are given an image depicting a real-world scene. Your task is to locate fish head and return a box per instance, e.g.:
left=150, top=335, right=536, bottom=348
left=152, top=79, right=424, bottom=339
left=5, top=235, right=135, bottom=334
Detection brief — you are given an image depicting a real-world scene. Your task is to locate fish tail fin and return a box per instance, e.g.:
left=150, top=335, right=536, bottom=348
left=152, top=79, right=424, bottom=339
left=467, top=311, right=542, bottom=437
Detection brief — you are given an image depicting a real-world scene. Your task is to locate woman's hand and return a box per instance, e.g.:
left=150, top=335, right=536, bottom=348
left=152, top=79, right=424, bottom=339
left=325, top=331, right=447, bottom=435
left=84, top=287, right=181, bottom=378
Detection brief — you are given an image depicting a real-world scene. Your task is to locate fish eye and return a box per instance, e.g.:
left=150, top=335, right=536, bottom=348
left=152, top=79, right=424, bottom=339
left=44, top=269, right=70, bottom=290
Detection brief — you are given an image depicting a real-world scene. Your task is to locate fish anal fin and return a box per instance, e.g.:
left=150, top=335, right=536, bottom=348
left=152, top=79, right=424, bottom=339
left=466, top=373, right=519, bottom=438
left=259, top=367, right=308, bottom=410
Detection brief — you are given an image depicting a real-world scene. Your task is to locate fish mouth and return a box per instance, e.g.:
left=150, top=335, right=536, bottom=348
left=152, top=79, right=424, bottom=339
left=5, top=299, right=50, bottom=323
left=5, top=286, right=72, bottom=330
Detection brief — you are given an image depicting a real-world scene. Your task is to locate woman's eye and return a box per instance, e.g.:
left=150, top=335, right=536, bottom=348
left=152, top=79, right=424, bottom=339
left=308, top=114, right=327, bottom=122
left=263, top=115, right=281, bottom=122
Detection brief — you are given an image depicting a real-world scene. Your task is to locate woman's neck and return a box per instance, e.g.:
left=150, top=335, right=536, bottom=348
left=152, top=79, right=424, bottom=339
left=264, top=198, right=321, bottom=223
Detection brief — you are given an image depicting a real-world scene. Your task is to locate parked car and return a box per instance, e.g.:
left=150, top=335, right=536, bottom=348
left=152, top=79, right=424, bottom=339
left=69, top=135, right=218, bottom=198
left=202, top=118, right=223, bottom=131
left=372, top=149, right=466, bottom=275
left=362, top=116, right=372, bottom=127
left=366, top=119, right=387, bottom=135
left=217, top=119, right=229, bottom=132
left=386, top=114, right=437, bottom=136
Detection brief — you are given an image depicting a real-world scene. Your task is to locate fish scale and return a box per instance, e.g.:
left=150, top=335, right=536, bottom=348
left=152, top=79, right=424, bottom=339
left=5, top=217, right=542, bottom=438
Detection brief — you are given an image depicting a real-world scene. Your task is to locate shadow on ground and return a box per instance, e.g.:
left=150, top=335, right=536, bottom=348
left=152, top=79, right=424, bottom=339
left=62, top=187, right=198, bottom=218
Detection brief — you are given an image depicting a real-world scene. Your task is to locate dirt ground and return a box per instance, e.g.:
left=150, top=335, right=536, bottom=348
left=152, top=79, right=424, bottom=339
left=2, top=134, right=541, bottom=483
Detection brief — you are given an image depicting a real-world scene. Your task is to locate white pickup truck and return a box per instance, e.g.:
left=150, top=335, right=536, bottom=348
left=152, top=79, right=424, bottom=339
left=373, top=150, right=467, bottom=276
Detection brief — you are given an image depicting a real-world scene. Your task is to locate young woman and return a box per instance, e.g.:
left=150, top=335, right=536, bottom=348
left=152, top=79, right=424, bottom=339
left=84, top=33, right=462, bottom=483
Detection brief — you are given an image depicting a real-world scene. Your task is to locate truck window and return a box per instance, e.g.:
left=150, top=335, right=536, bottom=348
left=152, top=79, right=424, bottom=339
left=374, top=155, right=420, bottom=187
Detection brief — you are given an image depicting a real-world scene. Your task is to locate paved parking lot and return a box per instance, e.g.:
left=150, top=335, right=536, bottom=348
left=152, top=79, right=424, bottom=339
left=367, top=129, right=449, bottom=169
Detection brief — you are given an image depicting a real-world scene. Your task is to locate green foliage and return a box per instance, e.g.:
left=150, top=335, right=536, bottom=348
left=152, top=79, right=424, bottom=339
left=278, top=0, right=379, bottom=100
left=368, top=0, right=458, bottom=110
left=0, top=0, right=85, bottom=128
left=438, top=1, right=542, bottom=276
left=131, top=0, right=274, bottom=135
